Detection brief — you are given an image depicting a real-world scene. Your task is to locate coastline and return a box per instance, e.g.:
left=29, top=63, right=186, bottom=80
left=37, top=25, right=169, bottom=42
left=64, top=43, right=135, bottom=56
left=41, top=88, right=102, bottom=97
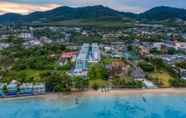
left=1, top=88, right=186, bottom=101
left=71, top=88, right=186, bottom=96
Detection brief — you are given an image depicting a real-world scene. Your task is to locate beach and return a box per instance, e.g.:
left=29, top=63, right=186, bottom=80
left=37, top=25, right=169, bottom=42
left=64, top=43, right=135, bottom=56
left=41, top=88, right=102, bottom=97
left=2, top=88, right=186, bottom=101
left=71, top=88, right=186, bottom=96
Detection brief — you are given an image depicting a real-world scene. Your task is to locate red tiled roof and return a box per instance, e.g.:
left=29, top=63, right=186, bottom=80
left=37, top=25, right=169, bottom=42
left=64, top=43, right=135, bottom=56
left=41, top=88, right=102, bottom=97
left=61, top=51, right=78, bottom=58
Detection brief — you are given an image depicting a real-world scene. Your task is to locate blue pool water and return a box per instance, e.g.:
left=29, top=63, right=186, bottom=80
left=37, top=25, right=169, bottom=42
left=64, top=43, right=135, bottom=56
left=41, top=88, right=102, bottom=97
left=1, top=95, right=186, bottom=118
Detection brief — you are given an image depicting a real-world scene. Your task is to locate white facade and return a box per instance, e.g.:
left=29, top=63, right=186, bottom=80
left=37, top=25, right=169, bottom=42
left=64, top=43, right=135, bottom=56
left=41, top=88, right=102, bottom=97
left=74, top=43, right=101, bottom=76
left=33, top=83, right=45, bottom=95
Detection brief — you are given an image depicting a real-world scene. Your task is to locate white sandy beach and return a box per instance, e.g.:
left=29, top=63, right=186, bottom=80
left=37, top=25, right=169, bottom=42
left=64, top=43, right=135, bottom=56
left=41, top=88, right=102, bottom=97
left=71, top=88, right=186, bottom=96
left=0, top=88, right=186, bottom=100
left=2, top=88, right=186, bottom=101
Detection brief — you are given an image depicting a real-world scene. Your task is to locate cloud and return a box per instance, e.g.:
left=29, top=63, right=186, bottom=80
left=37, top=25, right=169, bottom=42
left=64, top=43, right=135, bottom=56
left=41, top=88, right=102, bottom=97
left=0, top=1, right=60, bottom=15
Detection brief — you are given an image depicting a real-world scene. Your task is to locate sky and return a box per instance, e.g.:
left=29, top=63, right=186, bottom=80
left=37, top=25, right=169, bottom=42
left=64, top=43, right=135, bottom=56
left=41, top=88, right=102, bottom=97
left=0, top=0, right=185, bottom=15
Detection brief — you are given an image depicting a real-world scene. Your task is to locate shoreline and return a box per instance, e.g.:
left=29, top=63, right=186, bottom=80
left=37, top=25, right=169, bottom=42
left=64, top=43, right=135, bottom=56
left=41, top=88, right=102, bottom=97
left=1, top=88, right=186, bottom=100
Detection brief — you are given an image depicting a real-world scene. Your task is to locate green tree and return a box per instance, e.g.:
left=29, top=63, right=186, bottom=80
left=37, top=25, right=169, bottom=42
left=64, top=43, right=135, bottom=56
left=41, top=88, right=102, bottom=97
left=2, top=85, right=8, bottom=95
left=40, top=71, right=72, bottom=92
left=146, top=57, right=165, bottom=72
left=73, top=76, right=88, bottom=91
left=111, top=77, right=143, bottom=88
left=176, top=61, right=186, bottom=69
left=88, top=64, right=108, bottom=80
left=138, top=61, right=154, bottom=72
left=170, top=79, right=186, bottom=87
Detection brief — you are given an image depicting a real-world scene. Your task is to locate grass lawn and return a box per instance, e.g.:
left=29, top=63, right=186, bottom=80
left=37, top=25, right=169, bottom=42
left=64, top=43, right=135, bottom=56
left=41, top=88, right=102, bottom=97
left=148, top=71, right=175, bottom=88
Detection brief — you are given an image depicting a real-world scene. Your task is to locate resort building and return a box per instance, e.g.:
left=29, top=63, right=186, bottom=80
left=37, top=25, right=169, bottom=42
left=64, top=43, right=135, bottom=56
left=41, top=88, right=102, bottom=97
left=19, top=83, right=33, bottom=95
left=59, top=51, right=78, bottom=66
left=74, top=43, right=90, bottom=75
left=7, top=81, right=18, bottom=96
left=74, top=43, right=101, bottom=76
left=0, top=82, right=45, bottom=97
left=32, top=83, right=45, bottom=95
left=88, top=43, right=101, bottom=63
left=0, top=83, right=5, bottom=96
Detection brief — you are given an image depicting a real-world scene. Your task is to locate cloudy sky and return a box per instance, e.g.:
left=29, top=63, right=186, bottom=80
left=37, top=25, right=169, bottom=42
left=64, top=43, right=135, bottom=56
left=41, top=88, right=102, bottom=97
left=0, top=0, right=185, bottom=15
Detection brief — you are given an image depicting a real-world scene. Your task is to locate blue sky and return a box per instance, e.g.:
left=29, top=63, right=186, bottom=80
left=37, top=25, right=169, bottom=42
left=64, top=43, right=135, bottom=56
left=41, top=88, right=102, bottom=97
left=0, top=0, right=184, bottom=14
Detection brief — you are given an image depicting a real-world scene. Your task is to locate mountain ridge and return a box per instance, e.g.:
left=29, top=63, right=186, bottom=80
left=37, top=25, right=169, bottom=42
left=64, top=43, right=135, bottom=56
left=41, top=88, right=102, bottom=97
left=0, top=5, right=186, bottom=24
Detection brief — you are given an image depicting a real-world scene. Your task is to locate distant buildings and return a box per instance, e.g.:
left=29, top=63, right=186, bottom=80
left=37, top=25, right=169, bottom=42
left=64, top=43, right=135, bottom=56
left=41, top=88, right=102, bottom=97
left=180, top=69, right=186, bottom=80
left=0, top=43, right=9, bottom=50
left=175, top=42, right=186, bottom=51
left=123, top=51, right=139, bottom=61
left=161, top=55, right=186, bottom=65
left=18, top=32, right=33, bottom=39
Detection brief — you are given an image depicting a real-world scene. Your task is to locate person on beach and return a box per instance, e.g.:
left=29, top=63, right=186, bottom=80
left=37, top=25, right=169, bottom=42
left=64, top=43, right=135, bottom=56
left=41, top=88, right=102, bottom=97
left=75, top=97, right=79, bottom=104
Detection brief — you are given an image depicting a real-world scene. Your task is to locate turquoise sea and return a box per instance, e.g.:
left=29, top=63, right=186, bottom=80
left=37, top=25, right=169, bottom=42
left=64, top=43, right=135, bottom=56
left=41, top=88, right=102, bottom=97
left=1, top=95, right=186, bottom=118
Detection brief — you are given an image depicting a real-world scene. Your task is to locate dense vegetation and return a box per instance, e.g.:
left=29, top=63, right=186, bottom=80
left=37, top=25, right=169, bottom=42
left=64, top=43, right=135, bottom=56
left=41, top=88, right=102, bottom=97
left=111, top=77, right=144, bottom=88
left=0, top=36, right=67, bottom=84
left=144, top=57, right=186, bottom=87
left=88, top=63, right=108, bottom=80
left=176, top=61, right=186, bottom=69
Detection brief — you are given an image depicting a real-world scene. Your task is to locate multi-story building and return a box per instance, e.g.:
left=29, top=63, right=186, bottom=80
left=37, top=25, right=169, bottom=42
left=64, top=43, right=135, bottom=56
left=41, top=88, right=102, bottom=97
left=74, top=43, right=101, bottom=76
left=74, top=43, right=90, bottom=74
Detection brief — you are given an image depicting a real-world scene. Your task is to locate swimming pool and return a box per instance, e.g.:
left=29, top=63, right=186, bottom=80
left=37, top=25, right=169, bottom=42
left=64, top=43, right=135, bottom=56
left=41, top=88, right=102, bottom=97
left=0, top=95, right=186, bottom=118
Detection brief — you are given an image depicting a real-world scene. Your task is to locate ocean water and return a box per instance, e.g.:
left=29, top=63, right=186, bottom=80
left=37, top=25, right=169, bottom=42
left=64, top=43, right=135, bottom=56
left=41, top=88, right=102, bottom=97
left=1, top=95, right=186, bottom=118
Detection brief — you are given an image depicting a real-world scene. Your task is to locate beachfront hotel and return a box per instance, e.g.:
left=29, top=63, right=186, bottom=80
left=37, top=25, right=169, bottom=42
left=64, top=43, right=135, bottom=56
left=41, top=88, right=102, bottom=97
left=0, top=82, right=45, bottom=97
left=19, top=83, right=33, bottom=95
left=32, top=83, right=46, bottom=95
left=0, top=83, right=5, bottom=96
left=74, top=43, right=101, bottom=76
left=7, top=81, right=18, bottom=96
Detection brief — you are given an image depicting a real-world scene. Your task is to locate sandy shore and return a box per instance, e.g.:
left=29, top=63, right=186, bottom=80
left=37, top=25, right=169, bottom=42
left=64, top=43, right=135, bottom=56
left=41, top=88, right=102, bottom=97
left=72, top=88, right=186, bottom=96
left=2, top=88, right=186, bottom=101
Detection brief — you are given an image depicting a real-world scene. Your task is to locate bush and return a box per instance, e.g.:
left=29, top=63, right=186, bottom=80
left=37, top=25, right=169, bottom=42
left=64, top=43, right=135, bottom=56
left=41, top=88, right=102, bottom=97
left=111, top=77, right=144, bottom=88
left=73, top=76, right=88, bottom=90
left=176, top=61, right=186, bottom=69
left=138, top=61, right=154, bottom=72
left=91, top=82, right=99, bottom=90
left=40, top=71, right=72, bottom=92
left=170, top=79, right=186, bottom=87
left=88, top=63, right=108, bottom=80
